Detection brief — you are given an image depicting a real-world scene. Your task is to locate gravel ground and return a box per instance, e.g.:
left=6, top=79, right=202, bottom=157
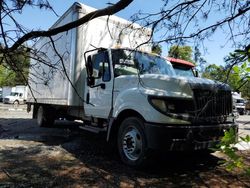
left=0, top=103, right=249, bottom=187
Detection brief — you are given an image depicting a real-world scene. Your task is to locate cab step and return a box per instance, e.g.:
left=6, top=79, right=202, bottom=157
left=79, top=125, right=107, bottom=133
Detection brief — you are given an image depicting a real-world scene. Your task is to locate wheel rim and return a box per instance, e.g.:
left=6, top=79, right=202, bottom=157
left=122, top=125, right=143, bottom=161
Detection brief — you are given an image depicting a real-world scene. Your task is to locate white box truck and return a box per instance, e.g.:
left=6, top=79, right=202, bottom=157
left=27, top=2, right=237, bottom=166
left=3, top=85, right=28, bottom=105
left=232, top=92, right=245, bottom=115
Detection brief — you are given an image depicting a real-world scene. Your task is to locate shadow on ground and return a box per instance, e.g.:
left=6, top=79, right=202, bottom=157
left=0, top=118, right=249, bottom=187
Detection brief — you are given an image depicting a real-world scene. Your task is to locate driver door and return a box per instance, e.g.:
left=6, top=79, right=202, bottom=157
left=84, top=50, right=113, bottom=118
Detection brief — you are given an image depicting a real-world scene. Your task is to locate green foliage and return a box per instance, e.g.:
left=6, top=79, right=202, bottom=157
left=202, top=64, right=227, bottom=81
left=203, top=45, right=250, bottom=98
left=0, top=47, right=30, bottom=87
left=221, top=128, right=237, bottom=145
left=152, top=44, right=162, bottom=56
left=194, top=46, right=207, bottom=71
left=0, top=65, right=16, bottom=86
left=241, top=82, right=250, bottom=99
left=240, top=135, right=250, bottom=143
left=168, top=45, right=195, bottom=64
left=218, top=128, right=250, bottom=174
left=226, top=45, right=250, bottom=97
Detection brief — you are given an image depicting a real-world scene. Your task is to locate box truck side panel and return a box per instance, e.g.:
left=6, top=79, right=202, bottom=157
left=78, top=4, right=151, bottom=53
left=27, top=5, right=79, bottom=106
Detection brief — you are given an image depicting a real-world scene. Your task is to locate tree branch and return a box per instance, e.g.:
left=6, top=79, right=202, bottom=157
left=8, top=0, right=133, bottom=52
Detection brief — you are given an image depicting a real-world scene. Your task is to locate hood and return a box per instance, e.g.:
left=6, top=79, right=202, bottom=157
left=4, top=95, right=16, bottom=99
left=141, top=74, right=230, bottom=89
left=178, top=76, right=231, bottom=91
left=139, top=74, right=193, bottom=98
left=114, top=74, right=231, bottom=98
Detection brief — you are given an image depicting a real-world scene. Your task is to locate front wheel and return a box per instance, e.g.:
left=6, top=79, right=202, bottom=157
left=117, top=117, right=148, bottom=167
left=13, top=100, right=19, bottom=107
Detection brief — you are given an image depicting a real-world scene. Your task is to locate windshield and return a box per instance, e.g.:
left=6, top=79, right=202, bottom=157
left=10, top=92, right=19, bottom=96
left=112, top=49, right=175, bottom=77
left=236, top=99, right=245, bottom=103
left=172, top=64, right=195, bottom=77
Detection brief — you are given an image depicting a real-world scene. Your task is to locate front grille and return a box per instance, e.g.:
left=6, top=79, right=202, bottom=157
left=3, top=98, right=9, bottom=103
left=192, top=89, right=232, bottom=123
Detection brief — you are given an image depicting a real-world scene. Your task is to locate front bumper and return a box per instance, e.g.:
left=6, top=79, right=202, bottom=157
left=145, top=122, right=238, bottom=151
left=3, top=98, right=11, bottom=104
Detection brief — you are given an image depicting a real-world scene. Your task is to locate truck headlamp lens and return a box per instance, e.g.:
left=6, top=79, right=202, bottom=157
left=150, top=99, right=167, bottom=113
left=148, top=96, right=194, bottom=114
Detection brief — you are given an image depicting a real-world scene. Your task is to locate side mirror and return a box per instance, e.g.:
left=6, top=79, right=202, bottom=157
left=86, top=56, right=93, bottom=76
left=86, top=56, right=94, bottom=86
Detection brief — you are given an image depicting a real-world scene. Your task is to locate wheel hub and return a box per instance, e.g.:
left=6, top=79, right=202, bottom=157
left=122, top=127, right=142, bottom=161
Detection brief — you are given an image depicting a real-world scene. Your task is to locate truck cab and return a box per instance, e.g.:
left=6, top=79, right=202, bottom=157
left=3, top=86, right=27, bottom=105
left=232, top=92, right=246, bottom=115
left=3, top=92, right=25, bottom=105
left=29, top=47, right=237, bottom=167
left=83, top=48, right=237, bottom=166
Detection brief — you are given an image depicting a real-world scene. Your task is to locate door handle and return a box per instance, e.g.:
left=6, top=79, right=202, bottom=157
left=91, top=83, right=106, bottom=89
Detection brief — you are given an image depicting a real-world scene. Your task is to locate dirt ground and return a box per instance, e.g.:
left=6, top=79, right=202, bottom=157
left=0, top=104, right=250, bottom=187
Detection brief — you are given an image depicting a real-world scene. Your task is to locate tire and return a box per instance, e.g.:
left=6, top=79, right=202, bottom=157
left=13, top=100, right=19, bottom=107
left=37, top=106, right=55, bottom=127
left=117, top=117, right=148, bottom=167
left=65, top=116, right=75, bottom=121
left=239, top=111, right=244, bottom=115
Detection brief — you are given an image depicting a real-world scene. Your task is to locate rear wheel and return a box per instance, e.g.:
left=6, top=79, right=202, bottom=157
left=37, top=106, right=55, bottom=127
left=117, top=117, right=149, bottom=167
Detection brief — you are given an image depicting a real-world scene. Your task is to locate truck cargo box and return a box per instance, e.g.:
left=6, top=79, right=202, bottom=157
left=27, top=2, right=151, bottom=107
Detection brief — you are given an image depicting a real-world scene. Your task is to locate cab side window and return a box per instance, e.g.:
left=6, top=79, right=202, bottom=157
left=92, top=51, right=111, bottom=82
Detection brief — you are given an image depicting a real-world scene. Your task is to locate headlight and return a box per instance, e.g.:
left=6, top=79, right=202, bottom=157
left=150, top=99, right=167, bottom=112
left=148, top=96, right=194, bottom=114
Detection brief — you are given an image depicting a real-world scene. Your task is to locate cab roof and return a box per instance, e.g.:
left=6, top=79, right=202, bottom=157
left=166, top=57, right=195, bottom=67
